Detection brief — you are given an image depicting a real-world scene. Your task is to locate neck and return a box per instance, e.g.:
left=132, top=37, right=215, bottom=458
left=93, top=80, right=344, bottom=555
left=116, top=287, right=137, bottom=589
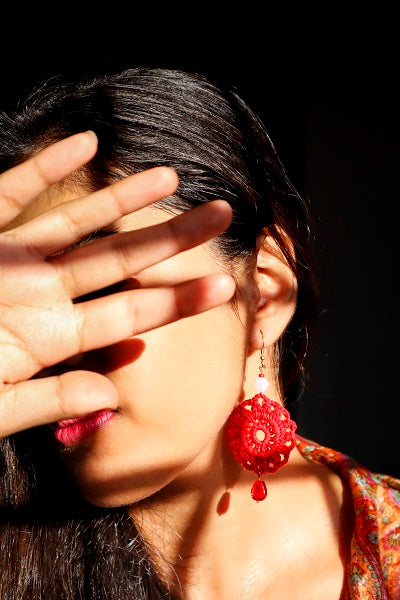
left=129, top=433, right=326, bottom=599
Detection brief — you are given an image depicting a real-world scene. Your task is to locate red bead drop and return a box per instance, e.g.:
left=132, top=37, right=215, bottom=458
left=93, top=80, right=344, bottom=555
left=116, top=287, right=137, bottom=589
left=251, top=479, right=267, bottom=502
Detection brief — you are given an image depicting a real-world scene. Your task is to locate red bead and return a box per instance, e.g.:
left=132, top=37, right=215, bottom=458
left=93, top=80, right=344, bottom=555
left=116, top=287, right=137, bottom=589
left=251, top=479, right=267, bottom=502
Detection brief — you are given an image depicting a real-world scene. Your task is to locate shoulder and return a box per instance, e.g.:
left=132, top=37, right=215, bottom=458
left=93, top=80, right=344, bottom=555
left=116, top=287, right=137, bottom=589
left=296, top=435, right=400, bottom=600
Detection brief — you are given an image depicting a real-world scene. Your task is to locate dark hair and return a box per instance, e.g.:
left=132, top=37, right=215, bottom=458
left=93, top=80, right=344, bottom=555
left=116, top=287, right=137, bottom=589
left=0, top=67, right=317, bottom=599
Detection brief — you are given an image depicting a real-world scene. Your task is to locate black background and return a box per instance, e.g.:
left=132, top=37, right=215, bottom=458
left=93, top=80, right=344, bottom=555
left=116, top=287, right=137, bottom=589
left=1, top=3, right=398, bottom=476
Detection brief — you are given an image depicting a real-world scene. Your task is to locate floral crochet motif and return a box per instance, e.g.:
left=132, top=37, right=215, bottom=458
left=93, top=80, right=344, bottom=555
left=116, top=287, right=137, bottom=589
left=226, top=394, right=297, bottom=475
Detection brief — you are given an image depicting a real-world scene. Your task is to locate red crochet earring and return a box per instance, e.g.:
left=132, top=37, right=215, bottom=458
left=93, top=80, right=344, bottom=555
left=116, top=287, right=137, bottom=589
left=225, top=332, right=297, bottom=502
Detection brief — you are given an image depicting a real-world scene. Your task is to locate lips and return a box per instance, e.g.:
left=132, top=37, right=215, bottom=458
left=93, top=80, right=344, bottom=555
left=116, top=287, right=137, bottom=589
left=53, top=409, right=115, bottom=447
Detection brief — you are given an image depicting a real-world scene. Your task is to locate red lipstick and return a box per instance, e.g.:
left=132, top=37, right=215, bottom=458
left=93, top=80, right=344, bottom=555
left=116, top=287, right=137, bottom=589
left=53, top=409, right=114, bottom=447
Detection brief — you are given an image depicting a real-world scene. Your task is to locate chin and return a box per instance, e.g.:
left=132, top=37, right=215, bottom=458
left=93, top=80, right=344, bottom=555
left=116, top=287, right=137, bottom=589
left=71, top=474, right=160, bottom=508
left=59, top=430, right=208, bottom=508
left=70, top=461, right=187, bottom=509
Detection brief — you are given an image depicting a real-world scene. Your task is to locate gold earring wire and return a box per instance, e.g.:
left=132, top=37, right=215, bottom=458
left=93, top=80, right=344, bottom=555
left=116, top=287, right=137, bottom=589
left=259, top=330, right=265, bottom=374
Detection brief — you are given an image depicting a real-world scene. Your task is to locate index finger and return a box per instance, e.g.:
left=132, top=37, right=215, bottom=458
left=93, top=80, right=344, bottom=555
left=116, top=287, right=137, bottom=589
left=0, top=131, right=98, bottom=227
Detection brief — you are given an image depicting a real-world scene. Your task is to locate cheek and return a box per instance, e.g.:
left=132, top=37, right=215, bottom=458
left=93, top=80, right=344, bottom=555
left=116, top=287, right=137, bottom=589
left=62, top=304, right=248, bottom=507
left=115, top=302, right=247, bottom=461
left=115, top=249, right=247, bottom=434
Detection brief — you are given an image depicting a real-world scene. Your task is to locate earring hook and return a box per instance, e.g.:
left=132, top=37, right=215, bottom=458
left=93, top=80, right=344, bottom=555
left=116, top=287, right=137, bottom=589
left=260, top=330, right=265, bottom=373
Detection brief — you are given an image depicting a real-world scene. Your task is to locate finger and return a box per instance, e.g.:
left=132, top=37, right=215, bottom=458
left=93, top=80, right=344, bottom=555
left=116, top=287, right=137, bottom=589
left=0, top=132, right=98, bottom=228
left=53, top=200, right=233, bottom=299
left=74, top=274, right=236, bottom=352
left=0, top=371, right=118, bottom=437
left=12, top=166, right=179, bottom=257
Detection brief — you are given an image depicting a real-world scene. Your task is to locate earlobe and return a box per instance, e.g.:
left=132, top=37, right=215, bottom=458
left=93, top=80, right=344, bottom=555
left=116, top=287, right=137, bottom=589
left=248, top=230, right=297, bottom=353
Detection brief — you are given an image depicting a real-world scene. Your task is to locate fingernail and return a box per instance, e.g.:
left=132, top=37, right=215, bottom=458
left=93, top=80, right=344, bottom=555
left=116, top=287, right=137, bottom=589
left=85, top=130, right=98, bottom=141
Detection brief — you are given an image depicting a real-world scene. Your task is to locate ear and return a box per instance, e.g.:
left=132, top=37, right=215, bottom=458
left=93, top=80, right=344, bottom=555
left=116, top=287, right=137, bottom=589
left=248, top=228, right=298, bottom=354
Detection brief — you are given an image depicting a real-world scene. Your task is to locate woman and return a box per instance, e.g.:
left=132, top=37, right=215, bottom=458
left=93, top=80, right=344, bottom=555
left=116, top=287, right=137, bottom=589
left=0, top=67, right=398, bottom=599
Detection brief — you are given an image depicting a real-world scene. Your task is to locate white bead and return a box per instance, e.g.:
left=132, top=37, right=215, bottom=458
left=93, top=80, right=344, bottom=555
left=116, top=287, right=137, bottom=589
left=254, top=376, right=269, bottom=392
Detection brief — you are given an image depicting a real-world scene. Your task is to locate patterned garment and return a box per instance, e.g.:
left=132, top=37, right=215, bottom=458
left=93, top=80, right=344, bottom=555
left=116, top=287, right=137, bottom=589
left=296, top=435, right=400, bottom=600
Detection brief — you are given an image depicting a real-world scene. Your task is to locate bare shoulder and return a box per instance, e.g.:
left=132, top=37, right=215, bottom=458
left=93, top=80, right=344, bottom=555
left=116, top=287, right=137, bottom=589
left=254, top=444, right=354, bottom=600
left=292, top=436, right=400, bottom=599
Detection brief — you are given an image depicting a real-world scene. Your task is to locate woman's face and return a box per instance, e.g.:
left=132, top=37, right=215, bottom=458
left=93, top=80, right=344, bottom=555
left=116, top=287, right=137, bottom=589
left=35, top=194, right=254, bottom=507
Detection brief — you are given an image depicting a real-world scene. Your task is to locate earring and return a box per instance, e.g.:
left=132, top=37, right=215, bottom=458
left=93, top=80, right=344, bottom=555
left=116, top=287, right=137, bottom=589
left=225, top=332, right=297, bottom=502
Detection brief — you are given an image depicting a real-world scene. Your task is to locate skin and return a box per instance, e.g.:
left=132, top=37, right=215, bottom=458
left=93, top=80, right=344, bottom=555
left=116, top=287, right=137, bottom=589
left=0, top=132, right=353, bottom=599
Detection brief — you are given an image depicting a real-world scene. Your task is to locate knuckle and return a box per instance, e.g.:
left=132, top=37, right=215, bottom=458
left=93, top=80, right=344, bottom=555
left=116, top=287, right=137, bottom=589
left=32, top=155, right=54, bottom=187
left=56, top=203, right=83, bottom=242
left=55, top=374, right=69, bottom=416
left=114, top=240, right=135, bottom=280
left=126, top=293, right=141, bottom=336
left=0, top=192, right=25, bottom=213
left=107, top=184, right=127, bottom=215
left=165, top=217, right=185, bottom=253
left=71, top=305, right=86, bottom=353
left=51, top=257, right=82, bottom=298
left=173, top=285, right=185, bottom=320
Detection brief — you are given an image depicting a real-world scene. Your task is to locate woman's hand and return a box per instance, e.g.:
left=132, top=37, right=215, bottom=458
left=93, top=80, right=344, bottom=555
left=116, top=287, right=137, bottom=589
left=0, top=132, right=235, bottom=437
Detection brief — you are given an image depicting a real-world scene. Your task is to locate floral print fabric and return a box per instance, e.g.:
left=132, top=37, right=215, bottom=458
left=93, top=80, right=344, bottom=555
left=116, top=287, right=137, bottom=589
left=296, top=435, right=400, bottom=599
